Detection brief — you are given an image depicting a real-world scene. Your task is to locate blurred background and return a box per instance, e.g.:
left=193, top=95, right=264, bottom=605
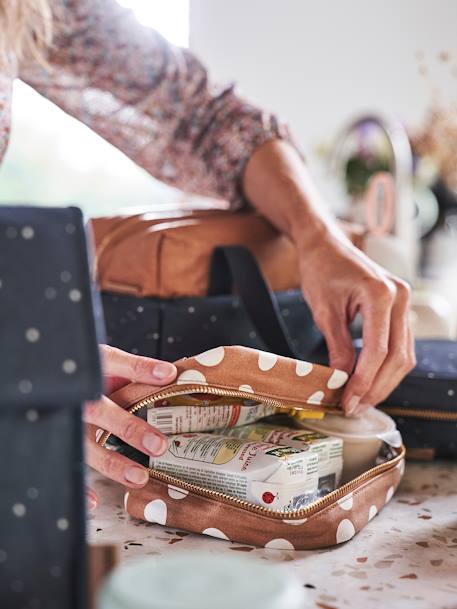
left=1, top=0, right=457, bottom=335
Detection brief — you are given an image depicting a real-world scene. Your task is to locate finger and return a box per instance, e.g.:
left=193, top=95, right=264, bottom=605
left=85, top=439, right=151, bottom=488
left=358, top=281, right=414, bottom=408
left=84, top=396, right=168, bottom=457
left=316, top=310, right=356, bottom=373
left=100, top=345, right=177, bottom=385
left=86, top=487, right=99, bottom=511
left=342, top=281, right=395, bottom=415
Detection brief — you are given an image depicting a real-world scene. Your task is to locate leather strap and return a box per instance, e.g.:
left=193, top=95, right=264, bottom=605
left=208, top=246, right=299, bottom=358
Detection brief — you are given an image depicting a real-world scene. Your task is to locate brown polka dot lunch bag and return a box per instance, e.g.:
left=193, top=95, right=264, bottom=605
left=95, top=346, right=405, bottom=550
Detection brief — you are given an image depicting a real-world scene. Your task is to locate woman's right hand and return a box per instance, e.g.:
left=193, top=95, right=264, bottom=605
left=84, top=345, right=177, bottom=509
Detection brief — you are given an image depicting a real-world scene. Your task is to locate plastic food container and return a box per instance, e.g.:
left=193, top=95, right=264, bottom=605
left=299, top=408, right=401, bottom=483
left=98, top=553, right=305, bottom=609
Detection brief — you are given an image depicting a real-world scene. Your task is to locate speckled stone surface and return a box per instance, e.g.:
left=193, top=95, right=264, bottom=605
left=88, top=462, right=457, bottom=609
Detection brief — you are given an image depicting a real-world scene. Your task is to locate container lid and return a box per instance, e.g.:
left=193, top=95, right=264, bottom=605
left=99, top=553, right=305, bottom=609
left=301, top=408, right=397, bottom=442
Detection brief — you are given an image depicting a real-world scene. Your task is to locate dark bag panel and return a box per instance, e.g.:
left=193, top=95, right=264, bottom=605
left=380, top=340, right=457, bottom=459
left=0, top=206, right=103, bottom=609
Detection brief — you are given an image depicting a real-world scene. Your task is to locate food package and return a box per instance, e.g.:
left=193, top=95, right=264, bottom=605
left=221, top=423, right=343, bottom=496
left=150, top=433, right=319, bottom=511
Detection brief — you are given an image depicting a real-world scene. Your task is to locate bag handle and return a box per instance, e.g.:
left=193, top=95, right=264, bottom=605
left=208, top=245, right=301, bottom=358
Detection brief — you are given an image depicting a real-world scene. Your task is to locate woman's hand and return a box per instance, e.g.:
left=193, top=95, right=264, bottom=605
left=84, top=345, right=177, bottom=509
left=243, top=139, right=416, bottom=415
left=297, top=234, right=416, bottom=415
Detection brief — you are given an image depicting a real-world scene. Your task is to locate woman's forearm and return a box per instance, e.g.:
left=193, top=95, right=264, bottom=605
left=242, top=139, right=345, bottom=253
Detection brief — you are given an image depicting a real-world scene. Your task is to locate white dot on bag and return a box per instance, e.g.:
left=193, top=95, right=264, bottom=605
left=238, top=384, right=254, bottom=393
left=202, top=527, right=229, bottom=540
left=195, top=347, right=225, bottom=367
left=336, top=519, right=355, bottom=543
left=44, top=287, right=57, bottom=300
left=62, top=359, right=77, bottom=374
left=327, top=369, right=349, bottom=389
left=167, top=336, right=175, bottom=344
left=249, top=331, right=256, bottom=339
left=21, top=226, right=35, bottom=239
left=26, top=409, right=39, bottom=422
left=210, top=315, right=217, bottom=322
left=427, top=372, right=435, bottom=379
left=137, top=306, right=144, bottom=313
left=65, top=223, right=76, bottom=234
left=57, top=518, right=69, bottom=531
left=0, top=279, right=3, bottom=289
left=281, top=308, right=290, bottom=317
left=25, top=328, right=40, bottom=342
left=0, top=550, right=7, bottom=562
left=177, top=370, right=207, bottom=385
left=18, top=380, right=33, bottom=394
left=12, top=503, right=26, bottom=517
left=50, top=566, right=62, bottom=578
left=282, top=518, right=308, bottom=525
left=258, top=351, right=278, bottom=371
left=10, top=580, right=24, bottom=593
left=188, top=306, right=195, bottom=313
left=337, top=493, right=353, bottom=511
left=6, top=226, right=17, bottom=239
left=448, top=389, right=455, bottom=396
left=368, top=505, right=378, bottom=521
left=144, top=499, right=167, bottom=524
left=385, top=486, right=394, bottom=503
left=69, top=289, right=82, bottom=302
left=264, top=538, right=295, bottom=550
left=307, top=391, right=324, bottom=405
left=296, top=361, right=313, bottom=376
left=60, top=271, right=72, bottom=283
left=27, top=487, right=39, bottom=499
left=167, top=485, right=189, bottom=500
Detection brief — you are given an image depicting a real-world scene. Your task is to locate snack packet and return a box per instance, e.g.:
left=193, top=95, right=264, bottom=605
left=150, top=433, right=319, bottom=511
left=221, top=423, right=343, bottom=496
left=147, top=397, right=277, bottom=435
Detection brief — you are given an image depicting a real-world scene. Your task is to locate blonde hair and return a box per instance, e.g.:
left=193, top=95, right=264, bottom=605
left=0, top=0, right=53, bottom=67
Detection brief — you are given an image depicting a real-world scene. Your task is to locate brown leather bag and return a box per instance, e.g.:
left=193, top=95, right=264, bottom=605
left=91, top=210, right=300, bottom=298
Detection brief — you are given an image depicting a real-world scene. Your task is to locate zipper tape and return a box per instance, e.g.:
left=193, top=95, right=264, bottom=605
left=381, top=406, right=457, bottom=422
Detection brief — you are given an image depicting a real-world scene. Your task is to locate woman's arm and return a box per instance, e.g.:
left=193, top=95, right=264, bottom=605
left=19, top=0, right=291, bottom=208
left=243, top=140, right=416, bottom=415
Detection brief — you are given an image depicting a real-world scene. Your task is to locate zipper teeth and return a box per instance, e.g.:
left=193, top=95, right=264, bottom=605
left=100, top=384, right=404, bottom=519
left=381, top=407, right=457, bottom=421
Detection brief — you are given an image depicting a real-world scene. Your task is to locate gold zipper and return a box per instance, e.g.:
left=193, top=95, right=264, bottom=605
left=381, top=406, right=457, bottom=422
left=101, top=385, right=404, bottom=520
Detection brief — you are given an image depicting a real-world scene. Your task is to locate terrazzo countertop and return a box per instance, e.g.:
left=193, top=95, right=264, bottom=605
left=88, top=461, right=457, bottom=609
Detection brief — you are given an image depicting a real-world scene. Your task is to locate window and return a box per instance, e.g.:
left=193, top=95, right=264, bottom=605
left=0, top=1, right=190, bottom=217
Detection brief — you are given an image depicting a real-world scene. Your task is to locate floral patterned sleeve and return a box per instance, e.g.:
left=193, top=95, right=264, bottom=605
left=19, top=0, right=295, bottom=207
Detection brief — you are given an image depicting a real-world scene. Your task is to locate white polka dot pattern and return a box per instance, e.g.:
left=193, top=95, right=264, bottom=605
left=282, top=518, right=308, bottom=525
left=176, top=370, right=207, bottom=385
left=385, top=486, right=394, bottom=503
left=238, top=384, right=254, bottom=393
left=264, top=538, right=295, bottom=550
left=202, top=527, right=229, bottom=540
left=368, top=505, right=378, bottom=521
left=327, top=369, right=349, bottom=389
left=195, top=347, right=225, bottom=367
left=336, top=519, right=355, bottom=543
left=258, top=351, right=278, bottom=371
left=337, top=493, right=353, bottom=511
left=307, top=391, right=324, bottom=405
left=167, top=485, right=189, bottom=500
left=144, top=499, right=167, bottom=524
left=295, top=361, right=313, bottom=376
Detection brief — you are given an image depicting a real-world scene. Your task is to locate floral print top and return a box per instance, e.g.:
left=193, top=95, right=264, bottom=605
left=0, top=0, right=292, bottom=208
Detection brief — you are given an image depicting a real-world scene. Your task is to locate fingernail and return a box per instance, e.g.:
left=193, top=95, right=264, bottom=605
left=353, top=403, right=371, bottom=418
left=143, top=433, right=168, bottom=455
left=125, top=467, right=149, bottom=485
left=346, top=395, right=361, bottom=416
left=87, top=495, right=97, bottom=512
left=152, top=362, right=176, bottom=380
